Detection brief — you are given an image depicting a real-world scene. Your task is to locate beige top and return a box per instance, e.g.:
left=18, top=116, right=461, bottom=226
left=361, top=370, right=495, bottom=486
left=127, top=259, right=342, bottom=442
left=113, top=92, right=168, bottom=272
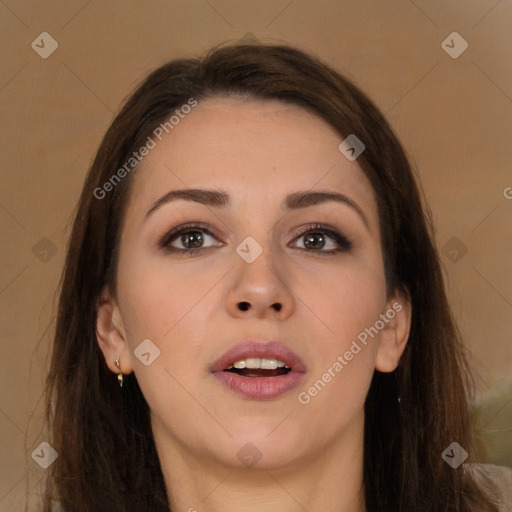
left=468, top=463, right=512, bottom=512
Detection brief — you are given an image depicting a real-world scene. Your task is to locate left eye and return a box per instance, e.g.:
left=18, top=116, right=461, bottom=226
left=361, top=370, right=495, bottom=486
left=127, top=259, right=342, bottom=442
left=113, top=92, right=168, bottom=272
left=290, top=224, right=351, bottom=253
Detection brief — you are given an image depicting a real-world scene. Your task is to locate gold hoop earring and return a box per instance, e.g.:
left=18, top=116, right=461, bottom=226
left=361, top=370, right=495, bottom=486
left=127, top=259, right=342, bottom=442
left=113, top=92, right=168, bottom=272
left=115, top=356, right=123, bottom=388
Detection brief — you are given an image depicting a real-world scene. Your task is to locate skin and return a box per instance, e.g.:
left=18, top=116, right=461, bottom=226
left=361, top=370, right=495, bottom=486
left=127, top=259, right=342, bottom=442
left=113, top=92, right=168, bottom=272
left=96, top=97, right=411, bottom=512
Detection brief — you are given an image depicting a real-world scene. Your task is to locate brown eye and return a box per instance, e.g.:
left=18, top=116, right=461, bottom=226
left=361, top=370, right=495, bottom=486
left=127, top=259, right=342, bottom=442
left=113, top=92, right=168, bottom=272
left=291, top=224, right=352, bottom=254
left=303, top=232, right=327, bottom=250
left=177, top=231, right=205, bottom=249
left=159, top=223, right=223, bottom=254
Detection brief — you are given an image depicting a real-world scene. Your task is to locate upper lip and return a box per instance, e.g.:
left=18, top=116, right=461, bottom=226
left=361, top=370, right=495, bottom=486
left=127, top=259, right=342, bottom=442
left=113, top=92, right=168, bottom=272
left=210, top=340, right=307, bottom=373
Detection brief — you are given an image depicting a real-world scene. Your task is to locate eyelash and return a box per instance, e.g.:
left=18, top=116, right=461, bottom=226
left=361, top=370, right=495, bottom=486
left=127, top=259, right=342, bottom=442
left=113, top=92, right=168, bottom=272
left=158, top=222, right=352, bottom=256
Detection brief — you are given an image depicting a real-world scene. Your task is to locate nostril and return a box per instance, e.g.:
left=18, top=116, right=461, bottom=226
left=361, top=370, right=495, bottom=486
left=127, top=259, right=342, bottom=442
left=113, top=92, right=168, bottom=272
left=237, top=302, right=282, bottom=312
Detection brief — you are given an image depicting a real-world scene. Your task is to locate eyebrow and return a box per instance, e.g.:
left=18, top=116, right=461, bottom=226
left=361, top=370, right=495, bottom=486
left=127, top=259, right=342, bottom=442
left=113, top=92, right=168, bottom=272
left=145, top=188, right=369, bottom=228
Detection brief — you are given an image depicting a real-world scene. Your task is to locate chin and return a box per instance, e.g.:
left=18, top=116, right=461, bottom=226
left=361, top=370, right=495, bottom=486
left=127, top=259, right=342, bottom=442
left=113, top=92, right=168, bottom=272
left=213, top=425, right=310, bottom=471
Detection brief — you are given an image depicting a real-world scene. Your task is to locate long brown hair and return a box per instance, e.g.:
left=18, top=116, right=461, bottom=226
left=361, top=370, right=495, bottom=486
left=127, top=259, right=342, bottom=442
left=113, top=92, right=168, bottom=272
left=43, top=42, right=501, bottom=511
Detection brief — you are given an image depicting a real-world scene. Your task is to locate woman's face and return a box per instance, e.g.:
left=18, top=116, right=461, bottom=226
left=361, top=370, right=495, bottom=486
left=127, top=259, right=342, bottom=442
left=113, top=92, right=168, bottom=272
left=97, top=97, right=410, bottom=471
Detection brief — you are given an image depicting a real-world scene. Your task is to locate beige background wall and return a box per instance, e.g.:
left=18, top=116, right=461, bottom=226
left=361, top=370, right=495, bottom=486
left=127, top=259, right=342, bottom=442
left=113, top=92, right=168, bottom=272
left=1, top=0, right=511, bottom=509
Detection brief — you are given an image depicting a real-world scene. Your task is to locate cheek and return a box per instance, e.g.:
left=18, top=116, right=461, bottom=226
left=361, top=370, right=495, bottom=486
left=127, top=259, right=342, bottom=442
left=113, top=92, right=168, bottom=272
left=115, top=258, right=219, bottom=417
left=294, top=351, right=375, bottom=442
left=293, top=252, right=386, bottom=410
left=296, top=252, right=387, bottom=341
left=116, top=249, right=226, bottom=347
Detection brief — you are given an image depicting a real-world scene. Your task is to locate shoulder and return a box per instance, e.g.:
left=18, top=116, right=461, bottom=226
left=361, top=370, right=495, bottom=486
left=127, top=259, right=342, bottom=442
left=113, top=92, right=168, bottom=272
left=466, top=463, right=512, bottom=512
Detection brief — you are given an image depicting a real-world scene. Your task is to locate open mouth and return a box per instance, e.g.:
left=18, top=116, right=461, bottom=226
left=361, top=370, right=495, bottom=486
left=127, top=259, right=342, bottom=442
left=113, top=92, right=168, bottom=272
left=223, top=358, right=292, bottom=378
left=212, top=344, right=306, bottom=399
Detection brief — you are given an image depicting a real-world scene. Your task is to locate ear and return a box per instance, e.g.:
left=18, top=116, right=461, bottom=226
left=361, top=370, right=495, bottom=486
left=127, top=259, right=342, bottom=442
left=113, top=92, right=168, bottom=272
left=96, top=287, right=134, bottom=376
left=375, top=288, right=412, bottom=372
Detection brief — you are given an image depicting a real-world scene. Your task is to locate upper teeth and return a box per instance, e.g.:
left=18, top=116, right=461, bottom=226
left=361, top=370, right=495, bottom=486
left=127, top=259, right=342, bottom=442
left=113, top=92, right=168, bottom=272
left=227, top=358, right=290, bottom=370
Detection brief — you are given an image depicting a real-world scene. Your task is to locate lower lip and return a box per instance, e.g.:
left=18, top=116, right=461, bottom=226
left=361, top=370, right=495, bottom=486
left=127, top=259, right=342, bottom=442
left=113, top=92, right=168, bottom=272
left=213, top=370, right=305, bottom=400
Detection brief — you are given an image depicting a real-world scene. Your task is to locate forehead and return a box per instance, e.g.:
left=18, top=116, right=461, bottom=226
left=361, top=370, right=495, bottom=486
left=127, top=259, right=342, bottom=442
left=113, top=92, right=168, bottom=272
left=126, top=96, right=377, bottom=221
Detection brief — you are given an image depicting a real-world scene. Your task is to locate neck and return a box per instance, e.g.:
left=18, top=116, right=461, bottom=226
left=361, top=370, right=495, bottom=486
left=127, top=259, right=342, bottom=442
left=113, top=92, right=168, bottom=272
left=153, top=412, right=367, bottom=512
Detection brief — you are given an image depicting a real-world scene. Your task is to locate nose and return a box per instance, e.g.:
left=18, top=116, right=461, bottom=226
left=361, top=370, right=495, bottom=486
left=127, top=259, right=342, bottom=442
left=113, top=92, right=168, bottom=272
left=225, top=244, right=295, bottom=320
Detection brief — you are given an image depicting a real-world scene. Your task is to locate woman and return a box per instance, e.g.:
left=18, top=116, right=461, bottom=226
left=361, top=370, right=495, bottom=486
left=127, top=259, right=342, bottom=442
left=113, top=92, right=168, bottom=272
left=42, top=42, right=505, bottom=511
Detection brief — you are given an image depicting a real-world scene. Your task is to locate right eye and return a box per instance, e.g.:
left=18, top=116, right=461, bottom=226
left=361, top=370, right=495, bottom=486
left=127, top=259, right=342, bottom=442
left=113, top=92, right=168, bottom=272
left=159, top=223, right=224, bottom=255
